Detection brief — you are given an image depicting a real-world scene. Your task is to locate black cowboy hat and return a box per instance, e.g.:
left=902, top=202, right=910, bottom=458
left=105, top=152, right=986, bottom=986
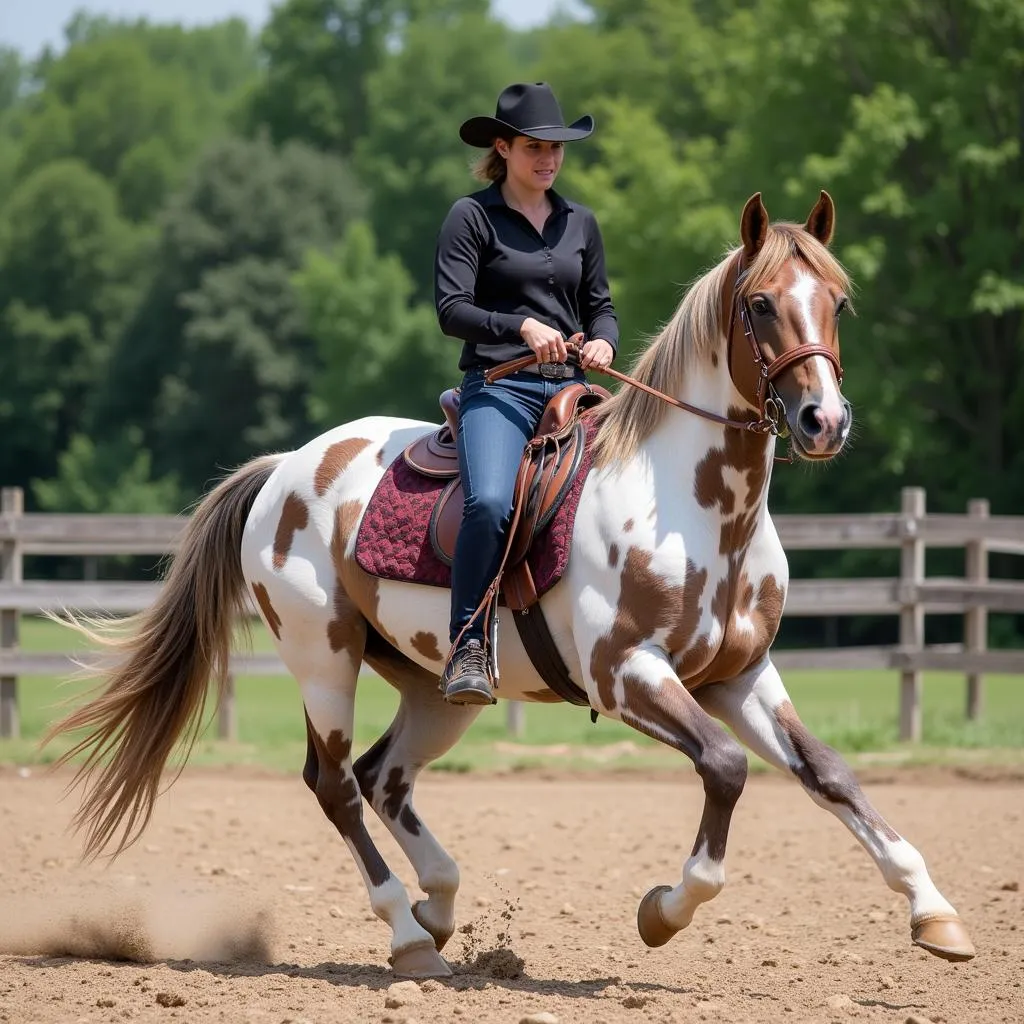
left=459, top=82, right=594, bottom=148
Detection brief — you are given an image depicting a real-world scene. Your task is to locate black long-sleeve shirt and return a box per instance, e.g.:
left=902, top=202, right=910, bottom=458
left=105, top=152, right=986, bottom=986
left=434, top=181, right=619, bottom=370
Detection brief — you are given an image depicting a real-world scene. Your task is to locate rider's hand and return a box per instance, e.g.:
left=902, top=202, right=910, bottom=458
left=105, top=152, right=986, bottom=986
left=579, top=338, right=615, bottom=371
left=520, top=317, right=568, bottom=364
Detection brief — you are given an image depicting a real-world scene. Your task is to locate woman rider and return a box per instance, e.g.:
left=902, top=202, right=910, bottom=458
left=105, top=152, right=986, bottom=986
left=433, top=81, right=619, bottom=706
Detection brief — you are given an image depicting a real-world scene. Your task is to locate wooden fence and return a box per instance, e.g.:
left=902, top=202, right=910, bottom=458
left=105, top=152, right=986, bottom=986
left=1, top=485, right=1022, bottom=744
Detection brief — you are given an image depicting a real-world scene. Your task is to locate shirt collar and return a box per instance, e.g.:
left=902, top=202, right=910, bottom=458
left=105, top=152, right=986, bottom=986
left=481, top=180, right=571, bottom=213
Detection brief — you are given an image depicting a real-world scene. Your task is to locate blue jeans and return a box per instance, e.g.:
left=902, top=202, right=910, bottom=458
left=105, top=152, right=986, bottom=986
left=450, top=367, right=585, bottom=645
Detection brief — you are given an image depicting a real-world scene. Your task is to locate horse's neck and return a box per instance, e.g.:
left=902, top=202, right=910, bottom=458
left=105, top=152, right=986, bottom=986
left=639, top=359, right=775, bottom=524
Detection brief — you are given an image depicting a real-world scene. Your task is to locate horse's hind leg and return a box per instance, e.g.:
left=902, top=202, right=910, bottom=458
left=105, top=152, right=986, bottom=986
left=292, top=620, right=451, bottom=978
left=697, top=659, right=975, bottom=962
left=354, top=638, right=482, bottom=952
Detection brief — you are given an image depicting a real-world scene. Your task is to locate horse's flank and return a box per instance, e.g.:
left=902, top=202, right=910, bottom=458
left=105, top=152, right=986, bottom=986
left=590, top=223, right=851, bottom=469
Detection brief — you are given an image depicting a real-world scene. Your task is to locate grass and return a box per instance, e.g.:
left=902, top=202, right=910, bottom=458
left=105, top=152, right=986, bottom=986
left=2, top=616, right=1022, bottom=776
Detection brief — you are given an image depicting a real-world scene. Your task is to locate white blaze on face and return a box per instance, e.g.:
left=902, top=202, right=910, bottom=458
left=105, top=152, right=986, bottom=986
left=788, top=270, right=845, bottom=431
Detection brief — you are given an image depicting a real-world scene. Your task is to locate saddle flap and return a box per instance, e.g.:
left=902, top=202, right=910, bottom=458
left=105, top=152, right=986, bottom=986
left=536, top=382, right=611, bottom=437
left=429, top=420, right=587, bottom=572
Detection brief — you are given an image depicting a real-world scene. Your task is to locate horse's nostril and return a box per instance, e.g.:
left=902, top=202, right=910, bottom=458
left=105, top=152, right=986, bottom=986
left=799, top=404, right=822, bottom=437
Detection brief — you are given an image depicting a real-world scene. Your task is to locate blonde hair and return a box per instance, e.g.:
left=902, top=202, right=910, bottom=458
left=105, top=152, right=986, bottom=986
left=471, top=145, right=507, bottom=183
left=591, top=223, right=851, bottom=468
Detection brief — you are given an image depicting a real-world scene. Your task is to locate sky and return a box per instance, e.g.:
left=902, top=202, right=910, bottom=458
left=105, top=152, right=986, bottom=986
left=1, top=0, right=584, bottom=57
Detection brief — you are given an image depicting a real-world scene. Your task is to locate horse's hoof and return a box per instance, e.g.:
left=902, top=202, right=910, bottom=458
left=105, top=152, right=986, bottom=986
left=412, top=900, right=454, bottom=953
left=637, top=885, right=676, bottom=948
left=911, top=914, right=976, bottom=962
left=390, top=938, right=453, bottom=979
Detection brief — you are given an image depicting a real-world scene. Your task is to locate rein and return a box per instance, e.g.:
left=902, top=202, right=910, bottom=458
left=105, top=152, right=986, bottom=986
left=485, top=259, right=844, bottom=451
left=486, top=347, right=775, bottom=433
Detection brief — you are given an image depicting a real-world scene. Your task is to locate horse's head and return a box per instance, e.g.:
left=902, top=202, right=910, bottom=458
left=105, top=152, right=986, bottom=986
left=726, top=191, right=852, bottom=460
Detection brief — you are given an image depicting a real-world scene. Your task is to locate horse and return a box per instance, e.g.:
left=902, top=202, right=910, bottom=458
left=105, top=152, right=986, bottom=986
left=44, top=191, right=975, bottom=979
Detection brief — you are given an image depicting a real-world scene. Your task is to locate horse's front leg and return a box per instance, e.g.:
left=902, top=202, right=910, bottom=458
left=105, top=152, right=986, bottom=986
left=594, top=644, right=749, bottom=947
left=696, top=659, right=975, bottom=962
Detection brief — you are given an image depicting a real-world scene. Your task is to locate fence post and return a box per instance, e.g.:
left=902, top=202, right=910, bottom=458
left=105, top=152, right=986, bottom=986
left=217, top=672, right=237, bottom=740
left=965, top=498, right=989, bottom=721
left=506, top=701, right=525, bottom=738
left=1, top=487, right=24, bottom=740
left=899, top=486, right=925, bottom=742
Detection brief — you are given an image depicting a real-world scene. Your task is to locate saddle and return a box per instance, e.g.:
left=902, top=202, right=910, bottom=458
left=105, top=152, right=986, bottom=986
left=402, top=378, right=611, bottom=611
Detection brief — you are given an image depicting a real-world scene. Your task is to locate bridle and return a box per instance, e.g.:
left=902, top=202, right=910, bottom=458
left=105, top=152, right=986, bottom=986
left=724, top=252, right=845, bottom=438
left=485, top=251, right=845, bottom=443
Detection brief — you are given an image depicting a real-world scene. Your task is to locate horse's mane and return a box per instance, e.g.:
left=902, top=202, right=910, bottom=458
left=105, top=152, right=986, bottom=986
left=591, top=223, right=851, bottom=468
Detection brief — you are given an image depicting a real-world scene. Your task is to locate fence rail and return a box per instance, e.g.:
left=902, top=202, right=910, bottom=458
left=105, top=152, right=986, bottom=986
left=1, top=485, right=1022, bottom=743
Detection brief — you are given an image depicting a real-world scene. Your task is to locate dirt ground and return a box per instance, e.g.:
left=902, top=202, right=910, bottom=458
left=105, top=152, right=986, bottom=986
left=0, top=765, right=1022, bottom=1024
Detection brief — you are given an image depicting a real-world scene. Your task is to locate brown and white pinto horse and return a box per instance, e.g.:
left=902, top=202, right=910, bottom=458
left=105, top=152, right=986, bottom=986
left=46, top=192, right=974, bottom=978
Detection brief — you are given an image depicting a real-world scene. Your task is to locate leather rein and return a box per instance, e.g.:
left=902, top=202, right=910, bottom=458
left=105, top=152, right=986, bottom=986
left=484, top=253, right=844, bottom=444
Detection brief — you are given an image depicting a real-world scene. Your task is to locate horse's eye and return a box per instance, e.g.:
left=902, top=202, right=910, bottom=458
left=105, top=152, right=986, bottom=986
left=750, top=297, right=771, bottom=317
left=836, top=297, right=849, bottom=317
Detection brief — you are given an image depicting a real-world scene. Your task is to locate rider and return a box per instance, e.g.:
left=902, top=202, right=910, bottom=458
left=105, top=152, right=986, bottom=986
left=433, top=81, right=619, bottom=706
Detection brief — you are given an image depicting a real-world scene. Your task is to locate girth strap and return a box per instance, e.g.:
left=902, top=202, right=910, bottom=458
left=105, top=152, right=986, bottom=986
left=512, top=599, right=592, bottom=709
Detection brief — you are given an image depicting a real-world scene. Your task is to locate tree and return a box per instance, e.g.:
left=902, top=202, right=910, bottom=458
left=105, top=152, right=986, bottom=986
left=0, top=160, right=144, bottom=493
left=559, top=98, right=736, bottom=359
left=97, top=134, right=367, bottom=495
left=0, top=46, right=21, bottom=115
left=12, top=20, right=259, bottom=221
left=32, top=429, right=180, bottom=514
left=707, top=0, right=1024, bottom=515
left=294, top=220, right=453, bottom=426
left=355, top=7, right=516, bottom=293
left=246, top=0, right=488, bottom=157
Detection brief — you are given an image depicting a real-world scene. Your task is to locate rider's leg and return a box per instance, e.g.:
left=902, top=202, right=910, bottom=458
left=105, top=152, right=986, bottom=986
left=445, top=370, right=550, bottom=704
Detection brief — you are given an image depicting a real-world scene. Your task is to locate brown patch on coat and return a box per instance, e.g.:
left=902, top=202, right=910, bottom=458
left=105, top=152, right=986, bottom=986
left=251, top=582, right=282, bottom=640
left=272, top=492, right=309, bottom=570
left=325, top=502, right=367, bottom=671
left=684, top=573, right=785, bottom=688
left=623, top=518, right=634, bottom=533
left=411, top=631, right=442, bottom=662
left=382, top=767, right=421, bottom=836
left=521, top=688, right=564, bottom=704
left=306, top=725, right=391, bottom=887
left=774, top=701, right=899, bottom=842
left=590, top=552, right=707, bottom=711
left=314, top=437, right=372, bottom=497
left=608, top=543, right=619, bottom=569
left=678, top=415, right=784, bottom=687
left=376, top=446, right=387, bottom=467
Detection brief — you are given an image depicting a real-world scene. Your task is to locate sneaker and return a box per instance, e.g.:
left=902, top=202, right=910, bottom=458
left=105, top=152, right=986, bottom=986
left=441, top=638, right=495, bottom=706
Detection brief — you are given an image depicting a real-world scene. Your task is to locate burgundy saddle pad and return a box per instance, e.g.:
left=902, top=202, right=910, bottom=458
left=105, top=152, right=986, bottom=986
left=354, top=420, right=598, bottom=597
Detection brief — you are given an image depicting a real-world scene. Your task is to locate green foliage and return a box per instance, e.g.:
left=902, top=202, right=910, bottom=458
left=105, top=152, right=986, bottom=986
left=11, top=19, right=258, bottom=220
left=560, top=98, right=735, bottom=353
left=295, top=221, right=452, bottom=425
left=355, top=7, right=516, bottom=292
left=0, top=160, right=145, bottom=490
left=32, top=428, right=180, bottom=513
left=247, top=0, right=489, bottom=156
left=0, top=46, right=22, bottom=115
left=97, top=134, right=366, bottom=493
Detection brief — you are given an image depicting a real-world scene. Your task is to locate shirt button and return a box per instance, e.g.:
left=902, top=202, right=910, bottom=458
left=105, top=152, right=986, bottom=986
left=548, top=276, right=554, bottom=284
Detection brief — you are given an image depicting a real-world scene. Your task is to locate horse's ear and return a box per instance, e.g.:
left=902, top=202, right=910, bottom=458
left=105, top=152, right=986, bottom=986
left=804, top=190, right=835, bottom=245
left=740, top=192, right=769, bottom=259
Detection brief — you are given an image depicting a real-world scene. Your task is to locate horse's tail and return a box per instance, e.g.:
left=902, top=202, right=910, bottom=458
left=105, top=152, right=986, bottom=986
left=43, top=452, right=286, bottom=860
